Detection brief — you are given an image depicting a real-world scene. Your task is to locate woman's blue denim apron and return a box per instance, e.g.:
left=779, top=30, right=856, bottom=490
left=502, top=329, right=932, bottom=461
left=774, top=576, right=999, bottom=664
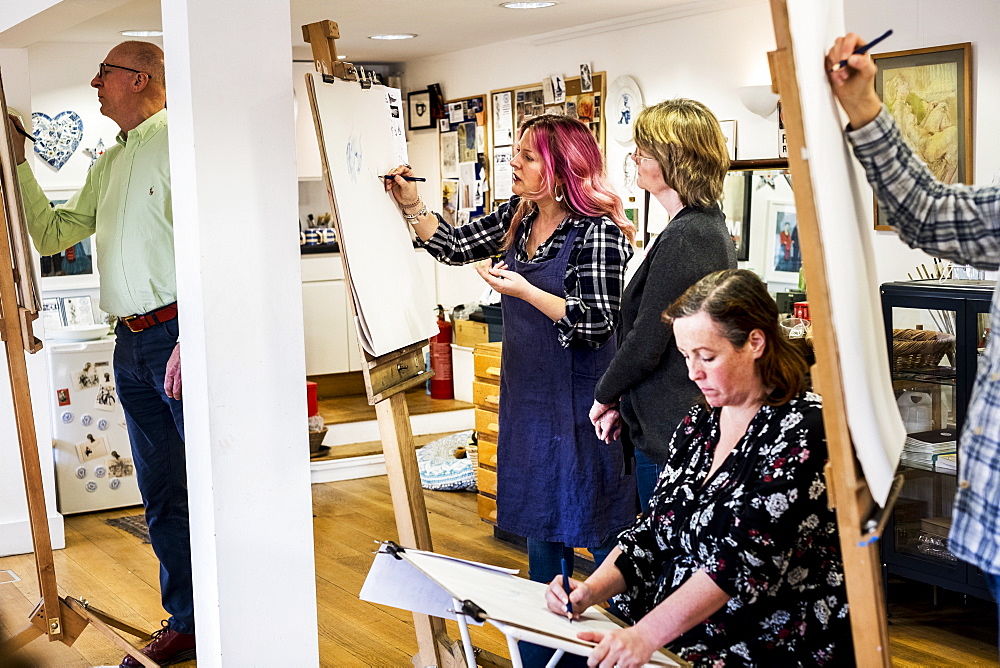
left=497, top=222, right=636, bottom=547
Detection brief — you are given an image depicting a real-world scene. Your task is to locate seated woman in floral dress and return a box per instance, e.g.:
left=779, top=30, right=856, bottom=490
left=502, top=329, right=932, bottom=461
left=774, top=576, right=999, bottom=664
left=546, top=269, right=853, bottom=667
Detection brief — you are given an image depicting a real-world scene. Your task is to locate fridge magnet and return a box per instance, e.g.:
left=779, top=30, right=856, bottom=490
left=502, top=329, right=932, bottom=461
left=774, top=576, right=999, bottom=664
left=95, top=378, right=118, bottom=412
left=108, top=454, right=135, bottom=478
left=76, top=433, right=109, bottom=462
left=75, top=362, right=100, bottom=390
left=57, top=388, right=71, bottom=406
left=580, top=63, right=593, bottom=93
left=31, top=110, right=84, bottom=170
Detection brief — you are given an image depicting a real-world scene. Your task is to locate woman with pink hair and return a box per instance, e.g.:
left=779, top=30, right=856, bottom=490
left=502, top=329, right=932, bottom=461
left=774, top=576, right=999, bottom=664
left=387, top=114, right=636, bottom=667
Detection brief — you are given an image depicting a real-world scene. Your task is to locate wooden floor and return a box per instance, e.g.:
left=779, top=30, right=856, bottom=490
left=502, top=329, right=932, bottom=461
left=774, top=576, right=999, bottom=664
left=1, top=475, right=996, bottom=667
left=316, top=389, right=472, bottom=425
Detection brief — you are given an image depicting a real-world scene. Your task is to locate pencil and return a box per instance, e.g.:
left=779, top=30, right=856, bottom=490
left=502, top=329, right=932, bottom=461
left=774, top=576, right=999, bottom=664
left=380, top=174, right=426, bottom=182
left=560, top=556, right=573, bottom=622
left=829, top=29, right=893, bottom=72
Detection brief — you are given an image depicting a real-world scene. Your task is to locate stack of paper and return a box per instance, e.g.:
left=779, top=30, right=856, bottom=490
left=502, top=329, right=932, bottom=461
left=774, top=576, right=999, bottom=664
left=933, top=452, right=958, bottom=475
left=901, top=429, right=957, bottom=472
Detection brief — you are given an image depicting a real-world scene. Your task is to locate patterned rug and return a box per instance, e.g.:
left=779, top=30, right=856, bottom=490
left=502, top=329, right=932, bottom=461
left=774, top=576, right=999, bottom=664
left=106, top=514, right=151, bottom=543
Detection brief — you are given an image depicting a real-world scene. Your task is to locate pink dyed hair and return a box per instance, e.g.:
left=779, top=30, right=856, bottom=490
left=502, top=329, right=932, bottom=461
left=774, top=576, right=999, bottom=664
left=502, top=114, right=633, bottom=250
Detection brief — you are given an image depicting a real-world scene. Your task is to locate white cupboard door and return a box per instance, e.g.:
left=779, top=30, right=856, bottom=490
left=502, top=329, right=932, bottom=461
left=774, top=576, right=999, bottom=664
left=302, top=280, right=350, bottom=375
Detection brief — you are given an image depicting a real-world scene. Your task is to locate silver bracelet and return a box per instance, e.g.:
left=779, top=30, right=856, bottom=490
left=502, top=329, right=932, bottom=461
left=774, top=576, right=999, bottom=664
left=403, top=206, right=428, bottom=223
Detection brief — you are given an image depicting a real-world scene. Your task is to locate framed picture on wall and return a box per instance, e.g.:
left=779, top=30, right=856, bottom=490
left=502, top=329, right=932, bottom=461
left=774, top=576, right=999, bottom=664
left=719, top=120, right=737, bottom=161
left=39, top=188, right=99, bottom=290
left=873, top=42, right=972, bottom=230
left=407, top=90, right=434, bottom=131
left=721, top=169, right=752, bottom=261
left=764, top=200, right=801, bottom=284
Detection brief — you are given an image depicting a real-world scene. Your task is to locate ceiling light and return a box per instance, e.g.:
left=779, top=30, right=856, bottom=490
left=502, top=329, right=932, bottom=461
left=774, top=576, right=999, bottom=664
left=501, top=2, right=557, bottom=8
left=369, top=33, right=417, bottom=40
left=120, top=29, right=163, bottom=37
left=338, top=55, right=347, bottom=60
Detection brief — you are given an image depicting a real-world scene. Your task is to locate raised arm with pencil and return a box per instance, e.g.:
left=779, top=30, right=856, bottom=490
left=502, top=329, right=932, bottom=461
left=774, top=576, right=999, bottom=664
left=827, top=31, right=1000, bottom=615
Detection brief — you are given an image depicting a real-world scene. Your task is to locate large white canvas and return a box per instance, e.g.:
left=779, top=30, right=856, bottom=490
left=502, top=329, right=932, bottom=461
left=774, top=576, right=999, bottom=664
left=784, top=0, right=904, bottom=504
left=308, top=73, right=437, bottom=357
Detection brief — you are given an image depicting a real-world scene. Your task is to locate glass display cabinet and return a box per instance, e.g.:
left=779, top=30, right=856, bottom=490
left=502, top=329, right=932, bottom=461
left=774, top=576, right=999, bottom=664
left=881, top=279, right=994, bottom=598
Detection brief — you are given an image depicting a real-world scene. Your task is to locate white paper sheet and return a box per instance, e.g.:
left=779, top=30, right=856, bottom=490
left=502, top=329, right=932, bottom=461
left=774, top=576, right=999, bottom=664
left=308, top=73, right=438, bottom=357
left=493, top=147, right=513, bottom=201
left=784, top=0, right=905, bottom=504
left=492, top=91, right=514, bottom=145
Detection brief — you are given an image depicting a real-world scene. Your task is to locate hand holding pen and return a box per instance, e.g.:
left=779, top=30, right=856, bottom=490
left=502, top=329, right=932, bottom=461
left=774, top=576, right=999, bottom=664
left=383, top=163, right=422, bottom=207
left=6, top=113, right=32, bottom=165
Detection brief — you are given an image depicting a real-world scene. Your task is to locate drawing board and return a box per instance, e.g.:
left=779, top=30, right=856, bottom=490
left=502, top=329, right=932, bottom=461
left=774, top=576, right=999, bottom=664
left=306, top=72, right=437, bottom=357
left=361, top=547, right=683, bottom=667
left=783, top=0, right=904, bottom=505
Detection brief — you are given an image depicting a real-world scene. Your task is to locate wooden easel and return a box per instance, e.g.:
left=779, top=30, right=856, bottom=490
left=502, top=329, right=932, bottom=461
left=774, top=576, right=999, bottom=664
left=0, top=71, right=158, bottom=667
left=767, top=2, right=892, bottom=665
left=303, top=20, right=508, bottom=668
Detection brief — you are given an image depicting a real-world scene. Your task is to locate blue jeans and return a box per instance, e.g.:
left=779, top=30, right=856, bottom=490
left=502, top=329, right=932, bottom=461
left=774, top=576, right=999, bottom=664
left=985, top=572, right=1000, bottom=644
left=519, top=537, right=617, bottom=667
left=634, top=449, right=661, bottom=513
left=114, top=319, right=193, bottom=634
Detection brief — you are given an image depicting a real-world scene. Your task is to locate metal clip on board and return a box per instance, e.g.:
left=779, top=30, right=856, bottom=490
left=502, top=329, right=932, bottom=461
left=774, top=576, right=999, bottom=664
left=858, top=473, right=905, bottom=547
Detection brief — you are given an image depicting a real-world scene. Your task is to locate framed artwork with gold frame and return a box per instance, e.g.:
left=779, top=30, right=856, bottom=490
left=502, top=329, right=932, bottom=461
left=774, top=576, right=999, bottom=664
left=873, top=43, right=972, bottom=230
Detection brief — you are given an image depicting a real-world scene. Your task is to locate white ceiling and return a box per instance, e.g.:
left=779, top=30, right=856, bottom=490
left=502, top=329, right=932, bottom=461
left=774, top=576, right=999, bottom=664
left=4, top=0, right=720, bottom=63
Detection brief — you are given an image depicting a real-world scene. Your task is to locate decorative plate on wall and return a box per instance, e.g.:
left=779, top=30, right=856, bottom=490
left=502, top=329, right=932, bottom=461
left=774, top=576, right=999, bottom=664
left=32, top=110, right=84, bottom=171
left=608, top=75, right=644, bottom=145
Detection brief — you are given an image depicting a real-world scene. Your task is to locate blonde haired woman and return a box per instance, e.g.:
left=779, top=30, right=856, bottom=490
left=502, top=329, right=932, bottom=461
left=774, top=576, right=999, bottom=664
left=591, top=99, right=737, bottom=509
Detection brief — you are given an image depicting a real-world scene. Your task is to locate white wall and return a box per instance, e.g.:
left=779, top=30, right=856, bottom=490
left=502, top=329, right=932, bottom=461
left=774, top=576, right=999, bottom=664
left=402, top=0, right=1000, bottom=294
left=0, top=47, right=62, bottom=556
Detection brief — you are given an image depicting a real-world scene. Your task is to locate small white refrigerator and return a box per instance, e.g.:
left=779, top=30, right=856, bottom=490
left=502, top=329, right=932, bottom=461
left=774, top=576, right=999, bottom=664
left=47, top=336, right=143, bottom=514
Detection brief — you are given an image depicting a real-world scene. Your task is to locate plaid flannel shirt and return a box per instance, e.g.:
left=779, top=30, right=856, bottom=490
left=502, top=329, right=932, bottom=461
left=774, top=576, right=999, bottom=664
left=848, top=107, right=1000, bottom=574
left=420, top=196, right=632, bottom=348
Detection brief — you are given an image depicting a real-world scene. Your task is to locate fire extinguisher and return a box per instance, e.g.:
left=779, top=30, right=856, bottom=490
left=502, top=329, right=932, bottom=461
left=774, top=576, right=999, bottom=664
left=430, top=305, right=454, bottom=400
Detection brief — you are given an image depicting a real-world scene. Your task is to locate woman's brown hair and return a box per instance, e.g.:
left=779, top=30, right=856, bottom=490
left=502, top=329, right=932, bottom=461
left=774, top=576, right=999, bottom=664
left=663, top=269, right=807, bottom=405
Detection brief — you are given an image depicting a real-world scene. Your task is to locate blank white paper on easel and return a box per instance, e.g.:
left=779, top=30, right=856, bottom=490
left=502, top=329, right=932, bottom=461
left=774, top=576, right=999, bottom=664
left=308, top=73, right=438, bottom=357
left=784, top=0, right=905, bottom=504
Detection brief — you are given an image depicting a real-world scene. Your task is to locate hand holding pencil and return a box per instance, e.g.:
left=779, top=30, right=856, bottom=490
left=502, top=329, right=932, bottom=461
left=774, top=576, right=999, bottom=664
left=825, top=31, right=891, bottom=129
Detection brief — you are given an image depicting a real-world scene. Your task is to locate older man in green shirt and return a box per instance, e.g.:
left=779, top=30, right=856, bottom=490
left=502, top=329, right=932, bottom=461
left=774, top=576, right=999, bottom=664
left=10, top=41, right=195, bottom=668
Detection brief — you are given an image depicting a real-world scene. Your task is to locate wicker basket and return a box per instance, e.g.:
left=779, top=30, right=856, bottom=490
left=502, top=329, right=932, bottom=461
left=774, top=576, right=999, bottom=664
left=892, top=329, right=955, bottom=371
left=308, top=427, right=328, bottom=455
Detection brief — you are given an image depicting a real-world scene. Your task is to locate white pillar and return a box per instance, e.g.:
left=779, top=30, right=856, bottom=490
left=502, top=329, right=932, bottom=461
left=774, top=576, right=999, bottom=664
left=161, top=2, right=318, bottom=666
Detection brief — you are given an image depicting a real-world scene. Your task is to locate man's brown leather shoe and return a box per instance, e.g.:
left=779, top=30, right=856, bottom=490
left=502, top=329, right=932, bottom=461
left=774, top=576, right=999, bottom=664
left=120, top=621, right=196, bottom=667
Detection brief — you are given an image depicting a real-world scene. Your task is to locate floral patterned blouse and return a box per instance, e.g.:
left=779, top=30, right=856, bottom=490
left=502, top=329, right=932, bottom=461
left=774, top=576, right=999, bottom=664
left=613, top=393, right=854, bottom=666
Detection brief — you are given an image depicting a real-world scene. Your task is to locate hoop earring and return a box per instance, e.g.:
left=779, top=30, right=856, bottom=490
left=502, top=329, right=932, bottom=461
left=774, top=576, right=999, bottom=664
left=554, top=183, right=565, bottom=203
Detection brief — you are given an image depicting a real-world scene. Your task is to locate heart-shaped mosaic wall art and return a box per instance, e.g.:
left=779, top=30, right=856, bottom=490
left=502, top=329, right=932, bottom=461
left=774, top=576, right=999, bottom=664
left=32, top=111, right=84, bottom=171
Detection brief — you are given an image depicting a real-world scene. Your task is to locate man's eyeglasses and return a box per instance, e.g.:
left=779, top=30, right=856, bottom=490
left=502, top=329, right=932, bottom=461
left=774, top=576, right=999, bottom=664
left=629, top=150, right=656, bottom=165
left=97, top=63, right=148, bottom=79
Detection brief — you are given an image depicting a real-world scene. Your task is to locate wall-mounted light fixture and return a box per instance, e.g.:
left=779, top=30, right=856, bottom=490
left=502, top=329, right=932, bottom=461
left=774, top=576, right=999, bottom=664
left=738, top=85, right=779, bottom=119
